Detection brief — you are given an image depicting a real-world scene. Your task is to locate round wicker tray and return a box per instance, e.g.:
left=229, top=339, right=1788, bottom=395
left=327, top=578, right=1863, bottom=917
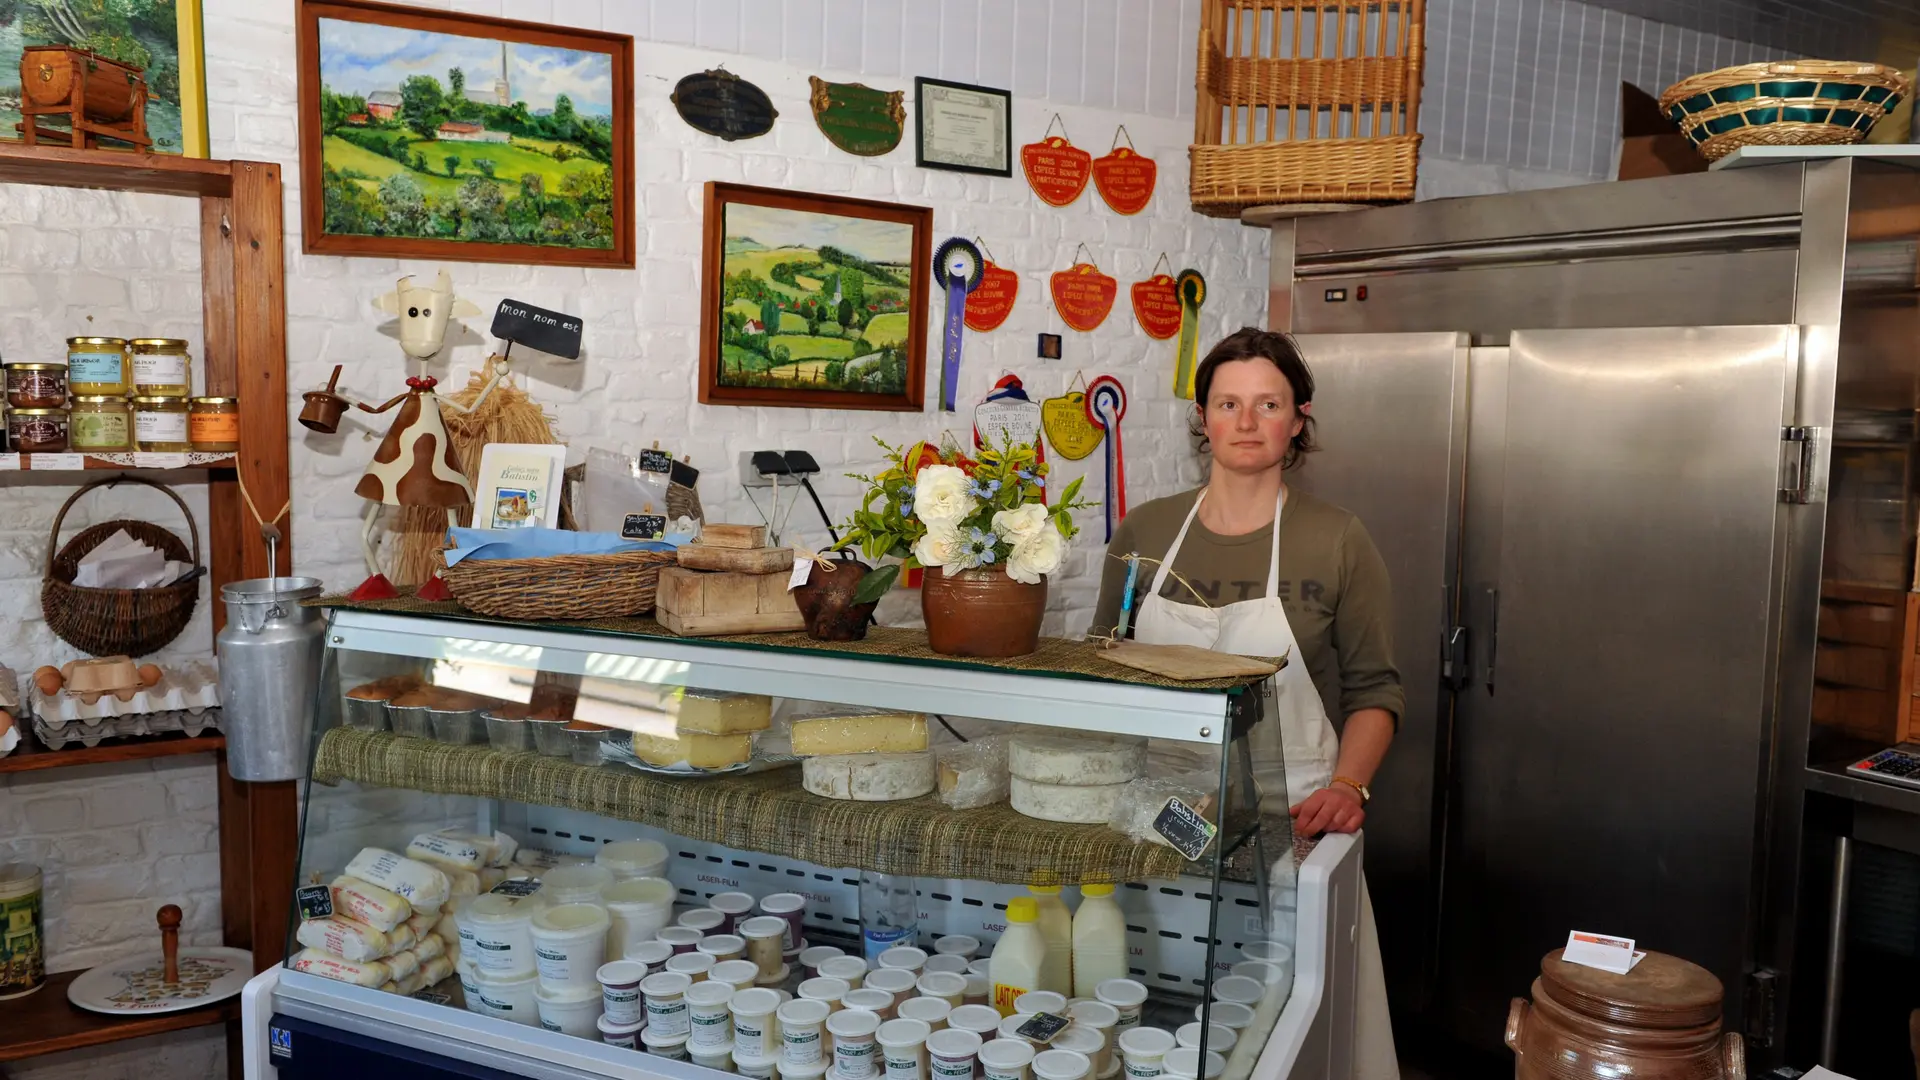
left=1661, top=60, right=1909, bottom=161
left=441, top=548, right=678, bottom=620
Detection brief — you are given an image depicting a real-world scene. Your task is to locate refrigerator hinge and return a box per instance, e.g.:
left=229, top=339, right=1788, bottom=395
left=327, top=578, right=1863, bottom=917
left=1744, top=967, right=1778, bottom=1048
left=1441, top=626, right=1470, bottom=691
left=1780, top=426, right=1826, bottom=504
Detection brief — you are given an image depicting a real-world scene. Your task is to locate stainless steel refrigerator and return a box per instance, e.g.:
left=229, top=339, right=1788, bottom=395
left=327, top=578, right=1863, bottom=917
left=1251, top=154, right=1917, bottom=1059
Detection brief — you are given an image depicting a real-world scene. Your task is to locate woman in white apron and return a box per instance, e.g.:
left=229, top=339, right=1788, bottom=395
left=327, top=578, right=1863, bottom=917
left=1089, top=328, right=1401, bottom=1080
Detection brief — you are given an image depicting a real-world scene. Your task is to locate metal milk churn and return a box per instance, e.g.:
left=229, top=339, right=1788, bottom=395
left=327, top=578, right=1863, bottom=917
left=217, top=576, right=325, bottom=781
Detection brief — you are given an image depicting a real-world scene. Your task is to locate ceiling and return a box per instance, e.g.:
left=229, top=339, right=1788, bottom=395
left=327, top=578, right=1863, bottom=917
left=1577, top=0, right=1920, bottom=61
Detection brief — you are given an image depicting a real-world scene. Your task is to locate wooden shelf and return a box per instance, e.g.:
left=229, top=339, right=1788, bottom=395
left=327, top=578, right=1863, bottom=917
left=0, top=452, right=237, bottom=472
left=0, top=731, right=226, bottom=775
left=0, top=968, right=239, bottom=1063
left=0, top=142, right=232, bottom=198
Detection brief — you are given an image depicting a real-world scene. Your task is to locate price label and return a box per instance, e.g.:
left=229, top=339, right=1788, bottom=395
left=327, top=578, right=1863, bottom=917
left=491, top=878, right=542, bottom=897
left=295, top=884, right=334, bottom=920
left=622, top=513, right=667, bottom=540
left=789, top=558, right=813, bottom=591
left=0, top=454, right=19, bottom=471
left=29, top=453, right=85, bottom=471
left=1152, top=796, right=1218, bottom=860
left=1562, top=931, right=1644, bottom=974
left=133, top=453, right=191, bottom=469
left=412, top=990, right=452, bottom=1005
left=637, top=448, right=674, bottom=475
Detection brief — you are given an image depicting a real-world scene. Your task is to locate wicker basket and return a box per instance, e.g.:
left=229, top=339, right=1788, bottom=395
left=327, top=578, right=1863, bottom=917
left=1191, top=0, right=1425, bottom=218
left=441, top=548, right=678, bottom=620
left=1661, top=61, right=1910, bottom=162
left=42, top=476, right=202, bottom=658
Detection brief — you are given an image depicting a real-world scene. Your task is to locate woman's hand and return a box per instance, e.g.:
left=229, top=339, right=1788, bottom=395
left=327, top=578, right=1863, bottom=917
left=1289, top=783, right=1365, bottom=837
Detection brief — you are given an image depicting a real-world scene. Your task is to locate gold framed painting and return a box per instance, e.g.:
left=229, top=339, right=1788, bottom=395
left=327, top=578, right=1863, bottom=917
left=1, top=0, right=210, bottom=157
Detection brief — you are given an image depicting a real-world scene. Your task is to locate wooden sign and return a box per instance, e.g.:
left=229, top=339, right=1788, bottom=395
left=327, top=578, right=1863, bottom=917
left=672, top=69, right=778, bottom=142
left=809, top=76, right=906, bottom=156
left=1022, top=135, right=1092, bottom=207
left=965, top=260, right=1019, bottom=332
left=1130, top=274, right=1181, bottom=339
left=1092, top=138, right=1157, bottom=215
left=1050, top=262, right=1118, bottom=332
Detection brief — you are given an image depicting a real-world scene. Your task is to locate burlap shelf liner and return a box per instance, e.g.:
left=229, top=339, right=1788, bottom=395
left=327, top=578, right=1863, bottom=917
left=311, top=596, right=1267, bottom=694
left=313, top=728, right=1215, bottom=883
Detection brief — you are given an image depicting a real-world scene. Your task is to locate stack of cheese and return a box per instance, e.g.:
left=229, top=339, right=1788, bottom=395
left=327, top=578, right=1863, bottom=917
left=1009, top=735, right=1149, bottom=823
left=626, top=688, right=773, bottom=770
left=795, top=708, right=936, bottom=801
left=292, top=828, right=520, bottom=996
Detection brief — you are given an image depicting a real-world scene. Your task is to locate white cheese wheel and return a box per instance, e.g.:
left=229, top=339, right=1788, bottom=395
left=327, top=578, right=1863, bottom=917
left=802, top=752, right=937, bottom=801
left=1010, top=775, right=1131, bottom=823
left=1009, top=735, right=1147, bottom=786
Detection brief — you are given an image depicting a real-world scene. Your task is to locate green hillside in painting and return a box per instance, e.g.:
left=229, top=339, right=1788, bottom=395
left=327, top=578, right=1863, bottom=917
left=717, top=237, right=914, bottom=395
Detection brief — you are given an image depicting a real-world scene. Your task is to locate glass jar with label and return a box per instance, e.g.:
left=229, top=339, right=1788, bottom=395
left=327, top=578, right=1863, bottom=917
left=131, top=395, right=190, bottom=451
left=189, top=396, right=240, bottom=451
left=130, top=338, right=193, bottom=397
left=9, top=407, right=69, bottom=453
left=70, top=395, right=133, bottom=451
left=5, top=363, right=67, bottom=409
left=67, top=337, right=130, bottom=396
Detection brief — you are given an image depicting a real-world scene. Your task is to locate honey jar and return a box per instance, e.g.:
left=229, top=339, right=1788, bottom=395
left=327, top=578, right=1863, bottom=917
left=188, top=397, right=239, bottom=452
left=131, top=395, right=190, bottom=452
left=4, top=363, right=67, bottom=409
left=70, top=395, right=133, bottom=451
left=130, top=339, right=192, bottom=397
left=66, top=337, right=129, bottom=396
left=8, top=408, right=69, bottom=453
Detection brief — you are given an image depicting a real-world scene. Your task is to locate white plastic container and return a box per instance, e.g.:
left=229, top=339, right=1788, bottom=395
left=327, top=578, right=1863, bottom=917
left=1032, top=1048, right=1093, bottom=1080
left=799, top=944, right=844, bottom=980
left=1207, top=976, right=1264, bottom=1008
left=658, top=926, right=703, bottom=954
left=969, top=958, right=992, bottom=978
left=927, top=1026, right=982, bottom=1080
left=980, top=1037, right=1037, bottom=1080
left=845, top=987, right=896, bottom=1020
left=1052, top=1027, right=1106, bottom=1076
left=1173, top=1024, right=1235, bottom=1056
left=1027, top=887, right=1074, bottom=997
left=1159, top=1049, right=1224, bottom=1080
left=543, top=863, right=614, bottom=907
left=755, top=962, right=791, bottom=991
left=668, top=951, right=717, bottom=982
left=781, top=1058, right=829, bottom=1080
left=644, top=1026, right=690, bottom=1061
left=732, top=986, right=783, bottom=1060
left=711, top=891, right=756, bottom=934
left=597, top=959, right=647, bottom=1025
left=1068, top=1002, right=1120, bottom=1073
left=1229, top=960, right=1285, bottom=987
left=1096, top=980, right=1148, bottom=1033
left=829, top=1006, right=883, bottom=1080
left=470, top=968, right=539, bottom=1026
left=679, top=908, right=727, bottom=935
left=626, top=939, right=674, bottom=969
left=965, top=972, right=992, bottom=1007
left=531, top=904, right=610, bottom=992
left=1000, top=1015, right=1035, bottom=1043
left=463, top=893, right=538, bottom=977
left=641, top=970, right=693, bottom=1038
left=690, top=1043, right=736, bottom=1073
left=760, top=892, right=808, bottom=951
left=866, top=967, right=920, bottom=999
left=917, top=971, right=968, bottom=1008
left=992, top=898, right=1047, bottom=1015
left=535, top=983, right=603, bottom=1038
left=779, top=996, right=833, bottom=1069
left=1239, top=940, right=1291, bottom=966
left=897, top=994, right=951, bottom=1031
left=603, top=877, right=675, bottom=957
left=879, top=945, right=929, bottom=973
left=949, top=1003, right=1004, bottom=1043
left=699, top=933, right=748, bottom=963
left=799, top=975, right=852, bottom=1011
left=597, top=1013, right=643, bottom=1048
left=934, top=934, right=981, bottom=959
left=1116, top=1027, right=1176, bottom=1079
left=688, top=978, right=737, bottom=1050
left=821, top=955, right=870, bottom=988
left=1014, top=991, right=1067, bottom=1016
left=711, top=958, right=762, bottom=990
left=1071, top=885, right=1128, bottom=998
left=879, top=1017, right=932, bottom=1080
left=1191, top=1002, right=1255, bottom=1031
left=739, top=915, right=789, bottom=979
left=596, top=839, right=668, bottom=881
left=735, top=1052, right=779, bottom=1079
left=923, top=953, right=971, bottom=976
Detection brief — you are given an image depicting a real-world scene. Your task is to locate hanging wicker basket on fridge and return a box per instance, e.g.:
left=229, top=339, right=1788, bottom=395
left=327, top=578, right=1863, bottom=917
left=1190, top=0, right=1426, bottom=218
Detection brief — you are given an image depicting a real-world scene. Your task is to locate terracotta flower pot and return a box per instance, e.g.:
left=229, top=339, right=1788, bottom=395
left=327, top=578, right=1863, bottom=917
left=792, top=557, right=880, bottom=641
left=921, top=565, right=1047, bottom=658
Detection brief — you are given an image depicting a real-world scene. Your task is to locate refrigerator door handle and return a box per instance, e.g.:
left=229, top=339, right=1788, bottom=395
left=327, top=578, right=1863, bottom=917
left=1442, top=625, right=1471, bottom=691
left=1484, top=587, right=1499, bottom=695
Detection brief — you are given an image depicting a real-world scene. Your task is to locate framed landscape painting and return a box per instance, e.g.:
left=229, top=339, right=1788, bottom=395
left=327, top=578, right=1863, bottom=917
left=0, top=0, right=209, bottom=156
left=700, top=182, right=931, bottom=411
left=295, top=0, right=633, bottom=267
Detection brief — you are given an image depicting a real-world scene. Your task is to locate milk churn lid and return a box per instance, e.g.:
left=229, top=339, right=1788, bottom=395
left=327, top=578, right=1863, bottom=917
left=1538, top=949, right=1724, bottom=1030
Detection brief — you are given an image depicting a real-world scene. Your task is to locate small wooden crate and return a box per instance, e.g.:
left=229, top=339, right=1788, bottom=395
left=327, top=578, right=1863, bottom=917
left=655, top=566, right=805, bottom=637
left=1190, top=0, right=1425, bottom=217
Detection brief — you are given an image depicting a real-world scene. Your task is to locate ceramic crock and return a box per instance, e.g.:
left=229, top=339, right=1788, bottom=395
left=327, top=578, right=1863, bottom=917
left=920, top=565, right=1046, bottom=658
left=1508, top=948, right=1743, bottom=1080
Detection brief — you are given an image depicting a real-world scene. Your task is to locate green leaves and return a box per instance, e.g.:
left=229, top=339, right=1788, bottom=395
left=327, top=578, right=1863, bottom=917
left=852, top=563, right=903, bottom=605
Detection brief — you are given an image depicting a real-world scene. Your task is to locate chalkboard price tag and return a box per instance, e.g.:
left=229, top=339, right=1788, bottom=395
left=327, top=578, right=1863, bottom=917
left=623, top=514, right=668, bottom=540
left=492, top=299, right=583, bottom=360
left=1152, top=796, right=1218, bottom=860
left=1015, top=1012, right=1071, bottom=1044
left=295, top=884, right=334, bottom=921
left=637, top=449, right=674, bottom=475
left=491, top=878, right=543, bottom=897
left=412, top=990, right=453, bottom=1005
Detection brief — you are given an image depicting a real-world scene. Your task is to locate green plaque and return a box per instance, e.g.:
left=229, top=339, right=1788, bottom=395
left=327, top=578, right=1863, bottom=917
left=808, top=76, right=906, bottom=157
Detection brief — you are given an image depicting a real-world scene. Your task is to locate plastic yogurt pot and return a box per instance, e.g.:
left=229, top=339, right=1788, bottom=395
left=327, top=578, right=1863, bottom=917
left=780, top=1058, right=829, bottom=1080
left=1052, top=1026, right=1108, bottom=1075
left=1032, top=1048, right=1094, bottom=1080
left=542, top=863, right=614, bottom=907
left=917, top=971, right=968, bottom=1008
left=778, top=996, right=832, bottom=1069
left=690, top=1044, right=735, bottom=1072
left=866, top=967, right=920, bottom=998
left=933, top=934, right=981, bottom=958
left=603, top=877, right=675, bottom=956
left=686, top=978, right=737, bottom=1050
left=597, top=1012, right=644, bottom=1048
left=530, top=904, right=610, bottom=992
left=710, top=958, right=761, bottom=990
left=1102, top=1058, right=1124, bottom=1080
left=828, top=1006, right=883, bottom=1080
left=470, top=968, right=539, bottom=1026
left=658, top=926, right=703, bottom=955
left=666, top=950, right=716, bottom=981
left=1173, top=1023, right=1236, bottom=1056
left=1229, top=960, right=1286, bottom=986
left=1117, top=1026, right=1177, bottom=1079
left=710, top=891, right=757, bottom=933
left=759, top=892, right=808, bottom=951
left=640, top=970, right=693, bottom=1037
left=1069, top=1002, right=1121, bottom=1072
left=878, top=945, right=929, bottom=973
left=897, top=994, right=952, bottom=1030
left=799, top=944, right=845, bottom=979
left=739, top=915, right=789, bottom=979
left=643, top=1026, right=690, bottom=1060
left=1239, top=940, right=1292, bottom=966
left=734, top=1052, right=779, bottom=1079
left=879, top=1017, right=934, bottom=1080
left=964, top=972, right=992, bottom=1006
left=534, top=982, right=602, bottom=1038
left=731, top=986, right=783, bottom=1060
left=820, top=955, right=869, bottom=988
left=980, top=1037, right=1038, bottom=1080
left=678, top=908, right=727, bottom=934
left=927, top=1026, right=983, bottom=1080
left=754, top=962, right=792, bottom=990
left=968, top=958, right=992, bottom=978
left=1000, top=1014, right=1036, bottom=1042
left=798, top=975, right=853, bottom=1011
left=463, top=893, right=537, bottom=977
left=1096, top=979, right=1148, bottom=1032
left=948, top=1003, right=1004, bottom=1042
left=923, top=953, right=971, bottom=975
left=1159, top=1048, right=1225, bottom=1080
left=625, top=939, right=674, bottom=969
left=1191, top=1002, right=1253, bottom=1031
left=596, top=959, right=647, bottom=1025
left=697, top=933, right=747, bottom=963
left=1207, top=975, right=1264, bottom=1008
left=1014, top=990, right=1067, bottom=1016
left=596, top=839, right=668, bottom=880
left=843, top=986, right=896, bottom=1019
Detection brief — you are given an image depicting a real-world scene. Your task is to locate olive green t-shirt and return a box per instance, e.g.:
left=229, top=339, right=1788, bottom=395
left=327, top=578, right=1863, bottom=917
left=1088, top=486, right=1405, bottom=724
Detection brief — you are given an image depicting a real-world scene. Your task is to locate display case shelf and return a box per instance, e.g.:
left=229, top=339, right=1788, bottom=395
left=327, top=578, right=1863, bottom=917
left=0, top=731, right=225, bottom=775
left=0, top=452, right=238, bottom=472
left=0, top=968, right=239, bottom=1063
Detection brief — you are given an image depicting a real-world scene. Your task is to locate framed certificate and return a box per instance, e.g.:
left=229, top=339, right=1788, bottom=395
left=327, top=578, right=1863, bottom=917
left=915, top=76, right=1013, bottom=177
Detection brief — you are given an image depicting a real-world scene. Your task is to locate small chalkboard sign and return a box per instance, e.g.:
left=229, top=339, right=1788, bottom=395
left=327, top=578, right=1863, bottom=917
left=637, top=448, right=674, bottom=475
left=490, top=878, right=543, bottom=898
left=412, top=990, right=453, bottom=1005
left=672, top=69, right=779, bottom=142
left=492, top=299, right=583, bottom=360
left=1015, top=1011, right=1071, bottom=1044
left=623, top=513, right=668, bottom=540
left=1153, top=796, right=1219, bottom=860
left=295, top=884, right=334, bottom=921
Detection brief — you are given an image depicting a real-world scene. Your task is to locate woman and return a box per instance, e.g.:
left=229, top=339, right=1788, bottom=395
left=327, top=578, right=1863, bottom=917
left=1090, top=327, right=1400, bottom=1079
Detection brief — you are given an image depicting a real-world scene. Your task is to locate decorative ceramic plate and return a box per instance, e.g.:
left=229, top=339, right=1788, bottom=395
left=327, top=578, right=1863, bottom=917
left=66, top=946, right=253, bottom=1015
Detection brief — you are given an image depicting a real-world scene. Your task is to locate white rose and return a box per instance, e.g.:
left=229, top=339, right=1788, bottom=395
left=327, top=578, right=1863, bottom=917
left=991, top=502, right=1049, bottom=543
left=1006, top=526, right=1066, bottom=584
left=913, top=464, right=977, bottom=529
left=913, top=524, right=968, bottom=573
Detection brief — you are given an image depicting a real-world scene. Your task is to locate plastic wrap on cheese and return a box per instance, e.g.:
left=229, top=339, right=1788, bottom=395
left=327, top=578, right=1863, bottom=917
left=419, top=954, right=454, bottom=987
left=408, top=831, right=485, bottom=870
left=789, top=709, right=928, bottom=756
left=478, top=866, right=507, bottom=892
left=1108, top=772, right=1220, bottom=847
left=433, top=912, right=461, bottom=946
left=413, top=932, right=446, bottom=963
left=659, top=687, right=774, bottom=734
left=513, top=847, right=588, bottom=871
left=935, top=735, right=1011, bottom=810
left=330, top=875, right=412, bottom=933
left=293, top=948, right=391, bottom=988
left=386, top=921, right=416, bottom=955
left=345, top=848, right=451, bottom=911
left=296, top=916, right=392, bottom=963
left=392, top=969, right=428, bottom=996
left=385, top=948, right=420, bottom=982
left=404, top=910, right=438, bottom=940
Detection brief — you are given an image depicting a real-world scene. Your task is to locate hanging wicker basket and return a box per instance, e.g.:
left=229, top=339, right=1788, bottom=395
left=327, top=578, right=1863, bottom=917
left=1661, top=60, right=1910, bottom=162
left=42, top=476, right=202, bottom=658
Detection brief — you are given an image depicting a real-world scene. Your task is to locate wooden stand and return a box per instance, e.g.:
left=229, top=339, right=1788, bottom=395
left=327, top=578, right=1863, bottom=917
left=0, top=143, right=293, bottom=1080
left=17, top=47, right=153, bottom=151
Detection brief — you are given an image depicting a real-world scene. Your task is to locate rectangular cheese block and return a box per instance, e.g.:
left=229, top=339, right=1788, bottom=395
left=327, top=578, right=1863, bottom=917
left=700, top=523, right=768, bottom=549
left=629, top=729, right=753, bottom=769
left=790, top=712, right=928, bottom=756
left=660, top=688, right=774, bottom=734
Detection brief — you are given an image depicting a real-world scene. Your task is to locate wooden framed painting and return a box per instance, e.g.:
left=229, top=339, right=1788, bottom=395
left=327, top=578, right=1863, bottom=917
left=1, top=0, right=210, bottom=156
left=294, top=0, right=633, bottom=268
left=700, top=182, right=931, bottom=412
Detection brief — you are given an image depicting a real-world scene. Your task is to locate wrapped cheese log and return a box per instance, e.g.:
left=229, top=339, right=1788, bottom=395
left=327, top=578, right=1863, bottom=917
left=479, top=867, right=507, bottom=892
left=379, top=981, right=399, bottom=993
left=386, top=921, right=417, bottom=955
left=405, top=910, right=438, bottom=941
left=385, top=948, right=420, bottom=982
left=296, top=916, right=392, bottom=963
left=293, top=948, right=391, bottom=988
left=409, top=831, right=485, bottom=870
left=413, top=932, right=446, bottom=963
left=936, top=735, right=1011, bottom=810
left=345, top=848, right=451, bottom=911
left=420, top=954, right=454, bottom=986
left=433, top=912, right=461, bottom=947
left=393, top=969, right=428, bottom=996
left=329, top=875, right=412, bottom=933
left=415, top=857, right=482, bottom=898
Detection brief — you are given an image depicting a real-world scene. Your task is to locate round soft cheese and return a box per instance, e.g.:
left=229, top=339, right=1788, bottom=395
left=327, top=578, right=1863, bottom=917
left=1010, top=775, right=1131, bottom=823
left=803, top=752, right=937, bottom=801
left=1009, top=735, right=1147, bottom=786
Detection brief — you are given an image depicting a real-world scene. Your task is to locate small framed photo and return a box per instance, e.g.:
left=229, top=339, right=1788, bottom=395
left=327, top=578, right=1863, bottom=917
left=915, top=76, right=1012, bottom=177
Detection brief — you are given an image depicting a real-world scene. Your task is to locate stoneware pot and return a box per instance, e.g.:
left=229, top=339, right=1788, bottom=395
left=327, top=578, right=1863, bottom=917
left=1508, top=948, right=1743, bottom=1080
left=792, top=556, right=879, bottom=641
left=921, top=565, right=1046, bottom=658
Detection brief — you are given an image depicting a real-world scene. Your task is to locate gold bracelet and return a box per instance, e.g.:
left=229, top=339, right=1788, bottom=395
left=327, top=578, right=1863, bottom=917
left=1331, top=776, right=1371, bottom=805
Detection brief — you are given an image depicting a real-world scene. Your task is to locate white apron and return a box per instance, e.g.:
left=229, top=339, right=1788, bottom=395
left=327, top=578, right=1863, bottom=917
left=1133, top=487, right=1398, bottom=1080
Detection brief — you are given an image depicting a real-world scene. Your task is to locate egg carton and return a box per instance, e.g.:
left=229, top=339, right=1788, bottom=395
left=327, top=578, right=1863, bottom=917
left=32, top=707, right=224, bottom=749
left=30, top=659, right=220, bottom=722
